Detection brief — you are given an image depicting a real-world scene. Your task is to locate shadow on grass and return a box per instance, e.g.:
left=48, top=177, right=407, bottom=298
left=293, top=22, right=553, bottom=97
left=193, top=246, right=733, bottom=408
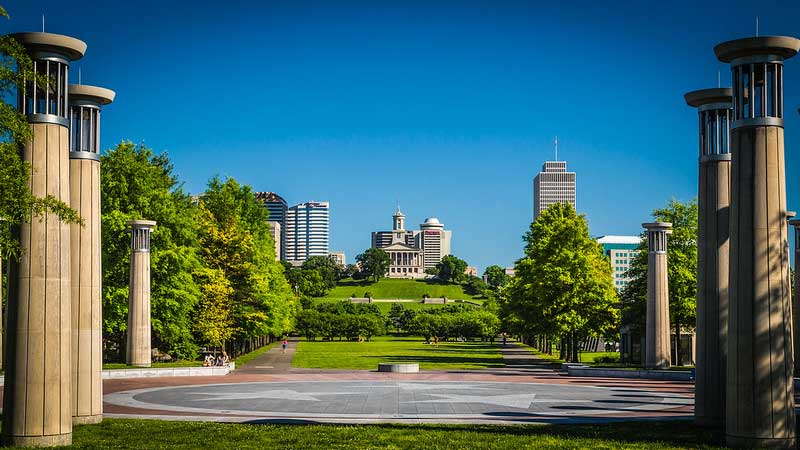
left=240, top=419, right=726, bottom=448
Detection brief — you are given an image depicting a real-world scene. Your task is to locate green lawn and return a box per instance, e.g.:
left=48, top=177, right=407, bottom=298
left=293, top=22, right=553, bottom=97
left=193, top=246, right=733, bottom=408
left=292, top=335, right=504, bottom=370
left=317, top=278, right=482, bottom=301
left=59, top=418, right=725, bottom=449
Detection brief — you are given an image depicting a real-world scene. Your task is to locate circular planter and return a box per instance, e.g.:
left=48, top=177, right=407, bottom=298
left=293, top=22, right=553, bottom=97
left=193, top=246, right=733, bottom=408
left=378, top=363, right=419, bottom=373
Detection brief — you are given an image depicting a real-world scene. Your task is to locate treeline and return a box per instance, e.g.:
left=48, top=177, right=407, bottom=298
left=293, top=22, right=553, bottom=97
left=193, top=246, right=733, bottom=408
left=102, top=142, right=297, bottom=361
left=295, top=301, right=500, bottom=342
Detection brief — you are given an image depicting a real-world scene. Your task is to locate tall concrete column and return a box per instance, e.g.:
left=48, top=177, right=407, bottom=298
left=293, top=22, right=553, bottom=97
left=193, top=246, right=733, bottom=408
left=715, top=36, right=800, bottom=448
left=788, top=216, right=800, bottom=377
left=643, top=222, right=672, bottom=370
left=685, top=88, right=732, bottom=427
left=69, top=84, right=115, bottom=425
left=4, top=32, right=86, bottom=447
left=126, top=220, right=155, bottom=367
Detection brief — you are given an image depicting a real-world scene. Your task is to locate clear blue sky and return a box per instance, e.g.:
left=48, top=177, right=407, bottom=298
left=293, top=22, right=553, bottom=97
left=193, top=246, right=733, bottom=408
left=7, top=0, right=800, bottom=271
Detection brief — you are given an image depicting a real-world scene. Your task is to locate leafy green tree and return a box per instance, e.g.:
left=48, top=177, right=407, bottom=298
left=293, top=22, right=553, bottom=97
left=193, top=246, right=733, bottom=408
left=355, top=248, right=391, bottom=282
left=483, top=265, right=509, bottom=291
left=432, top=255, right=469, bottom=284
left=504, top=203, right=619, bottom=362
left=101, top=141, right=201, bottom=360
left=193, top=266, right=234, bottom=349
left=199, top=176, right=298, bottom=341
left=463, top=275, right=489, bottom=297
left=302, top=255, right=340, bottom=290
left=0, top=12, right=82, bottom=259
left=620, top=198, right=698, bottom=365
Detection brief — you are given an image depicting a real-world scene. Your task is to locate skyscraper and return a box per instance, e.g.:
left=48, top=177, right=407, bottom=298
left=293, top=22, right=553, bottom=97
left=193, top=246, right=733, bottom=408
left=255, top=192, right=288, bottom=260
left=533, top=160, right=576, bottom=219
left=419, top=217, right=452, bottom=270
left=285, top=201, right=330, bottom=265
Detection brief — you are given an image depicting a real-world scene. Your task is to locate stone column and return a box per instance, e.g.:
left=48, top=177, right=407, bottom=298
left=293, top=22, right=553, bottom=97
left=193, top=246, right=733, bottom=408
left=127, top=220, right=156, bottom=367
left=789, top=215, right=800, bottom=377
left=643, top=222, right=672, bottom=370
left=3, top=32, right=85, bottom=448
left=685, top=88, right=732, bottom=427
left=69, top=84, right=115, bottom=425
left=715, top=36, right=800, bottom=448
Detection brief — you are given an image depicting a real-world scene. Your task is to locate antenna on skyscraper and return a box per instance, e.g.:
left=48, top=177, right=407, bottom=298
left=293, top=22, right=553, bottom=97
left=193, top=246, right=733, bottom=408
left=756, top=16, right=759, bottom=37
left=554, top=136, right=558, bottom=161
left=42, top=14, right=45, bottom=32
left=717, top=70, right=721, bottom=88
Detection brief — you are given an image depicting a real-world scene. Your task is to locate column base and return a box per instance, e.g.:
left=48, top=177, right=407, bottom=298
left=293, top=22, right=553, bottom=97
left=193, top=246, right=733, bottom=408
left=726, top=435, right=796, bottom=449
left=73, top=414, right=103, bottom=425
left=694, top=416, right=723, bottom=428
left=3, top=432, right=72, bottom=447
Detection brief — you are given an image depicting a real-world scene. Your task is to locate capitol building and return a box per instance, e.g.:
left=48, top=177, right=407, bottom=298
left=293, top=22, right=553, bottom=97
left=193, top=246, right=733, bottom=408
left=371, top=207, right=452, bottom=278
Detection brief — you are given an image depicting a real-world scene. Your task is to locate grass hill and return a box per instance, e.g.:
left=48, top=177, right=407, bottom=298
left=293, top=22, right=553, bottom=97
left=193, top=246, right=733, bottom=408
left=317, top=278, right=481, bottom=302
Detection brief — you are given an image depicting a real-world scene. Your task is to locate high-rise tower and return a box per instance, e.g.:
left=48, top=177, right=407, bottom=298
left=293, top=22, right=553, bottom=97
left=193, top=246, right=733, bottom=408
left=69, top=84, right=115, bottom=425
left=5, top=32, right=86, bottom=447
left=285, top=201, right=330, bottom=265
left=533, top=160, right=576, bottom=219
left=715, top=35, right=800, bottom=448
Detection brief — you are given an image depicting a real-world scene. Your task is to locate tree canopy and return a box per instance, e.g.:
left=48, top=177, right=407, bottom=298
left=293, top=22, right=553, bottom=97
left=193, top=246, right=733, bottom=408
left=483, top=265, right=509, bottom=292
left=431, top=255, right=468, bottom=284
left=503, top=203, right=619, bottom=362
left=355, top=248, right=391, bottom=282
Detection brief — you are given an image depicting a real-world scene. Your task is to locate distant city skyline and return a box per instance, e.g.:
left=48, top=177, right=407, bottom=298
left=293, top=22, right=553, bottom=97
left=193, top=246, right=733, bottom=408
left=10, top=1, right=800, bottom=272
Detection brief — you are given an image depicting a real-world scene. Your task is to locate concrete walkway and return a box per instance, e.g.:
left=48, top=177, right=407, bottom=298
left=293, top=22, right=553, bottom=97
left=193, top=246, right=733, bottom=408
left=494, top=342, right=562, bottom=374
left=234, top=337, right=298, bottom=375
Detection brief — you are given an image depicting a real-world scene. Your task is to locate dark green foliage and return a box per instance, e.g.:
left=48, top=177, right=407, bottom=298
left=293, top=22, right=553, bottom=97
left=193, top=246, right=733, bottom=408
left=463, top=276, right=489, bottom=297
left=430, top=255, right=468, bottom=284
left=408, top=310, right=500, bottom=341
left=101, top=142, right=202, bottom=359
left=355, top=248, right=391, bottom=282
left=483, top=265, right=509, bottom=291
left=620, top=199, right=698, bottom=364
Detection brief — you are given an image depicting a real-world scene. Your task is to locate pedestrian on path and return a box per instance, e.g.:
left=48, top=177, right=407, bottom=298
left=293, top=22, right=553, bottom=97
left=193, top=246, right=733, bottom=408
left=282, top=338, right=288, bottom=353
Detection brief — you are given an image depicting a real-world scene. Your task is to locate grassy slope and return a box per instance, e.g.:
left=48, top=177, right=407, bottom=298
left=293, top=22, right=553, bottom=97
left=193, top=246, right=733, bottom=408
left=66, top=419, right=725, bottom=449
left=317, top=278, right=481, bottom=301
left=292, top=336, right=504, bottom=370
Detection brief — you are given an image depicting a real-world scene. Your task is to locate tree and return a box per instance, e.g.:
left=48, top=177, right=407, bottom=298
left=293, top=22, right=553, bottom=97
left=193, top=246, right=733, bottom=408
left=199, top=176, right=298, bottom=343
left=432, top=255, right=469, bottom=284
left=302, top=255, right=339, bottom=290
left=463, top=275, right=489, bottom=297
left=0, top=13, right=82, bottom=259
left=101, top=141, right=202, bottom=360
left=355, top=248, right=391, bottom=282
left=193, top=266, right=234, bottom=348
left=503, top=203, right=619, bottom=362
left=483, top=265, right=509, bottom=291
left=620, top=198, right=698, bottom=365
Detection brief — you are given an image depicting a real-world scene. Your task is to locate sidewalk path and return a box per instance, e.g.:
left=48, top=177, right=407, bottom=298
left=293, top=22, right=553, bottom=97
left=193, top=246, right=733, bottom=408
left=234, top=337, right=298, bottom=375
left=492, top=341, right=563, bottom=375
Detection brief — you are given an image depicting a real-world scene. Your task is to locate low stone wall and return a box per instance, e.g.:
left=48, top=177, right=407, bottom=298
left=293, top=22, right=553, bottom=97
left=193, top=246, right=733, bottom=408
left=102, top=364, right=235, bottom=379
left=378, top=363, right=419, bottom=373
left=349, top=297, right=372, bottom=303
left=566, top=365, right=693, bottom=381
left=422, top=297, right=447, bottom=304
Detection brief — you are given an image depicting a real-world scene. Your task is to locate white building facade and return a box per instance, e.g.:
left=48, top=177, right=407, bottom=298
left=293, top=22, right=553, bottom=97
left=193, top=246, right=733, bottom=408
left=533, top=160, right=576, bottom=219
left=285, top=201, right=330, bottom=265
left=596, top=235, right=641, bottom=291
left=371, top=208, right=451, bottom=277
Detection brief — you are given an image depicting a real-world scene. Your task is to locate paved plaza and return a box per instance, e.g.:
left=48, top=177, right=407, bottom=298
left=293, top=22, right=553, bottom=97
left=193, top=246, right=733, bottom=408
left=104, top=378, right=693, bottom=425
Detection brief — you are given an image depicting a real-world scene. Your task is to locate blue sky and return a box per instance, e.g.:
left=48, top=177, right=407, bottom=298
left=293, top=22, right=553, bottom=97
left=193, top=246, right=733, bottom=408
left=6, top=0, right=800, bottom=271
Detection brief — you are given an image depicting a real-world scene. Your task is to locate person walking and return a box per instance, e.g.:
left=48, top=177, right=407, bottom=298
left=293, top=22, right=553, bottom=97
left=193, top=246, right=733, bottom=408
left=282, top=338, right=288, bottom=354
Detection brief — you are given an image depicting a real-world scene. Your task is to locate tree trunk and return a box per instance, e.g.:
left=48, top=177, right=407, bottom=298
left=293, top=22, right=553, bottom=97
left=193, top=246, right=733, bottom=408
left=675, top=321, right=681, bottom=366
left=572, top=333, right=579, bottom=363
left=559, top=335, right=567, bottom=360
